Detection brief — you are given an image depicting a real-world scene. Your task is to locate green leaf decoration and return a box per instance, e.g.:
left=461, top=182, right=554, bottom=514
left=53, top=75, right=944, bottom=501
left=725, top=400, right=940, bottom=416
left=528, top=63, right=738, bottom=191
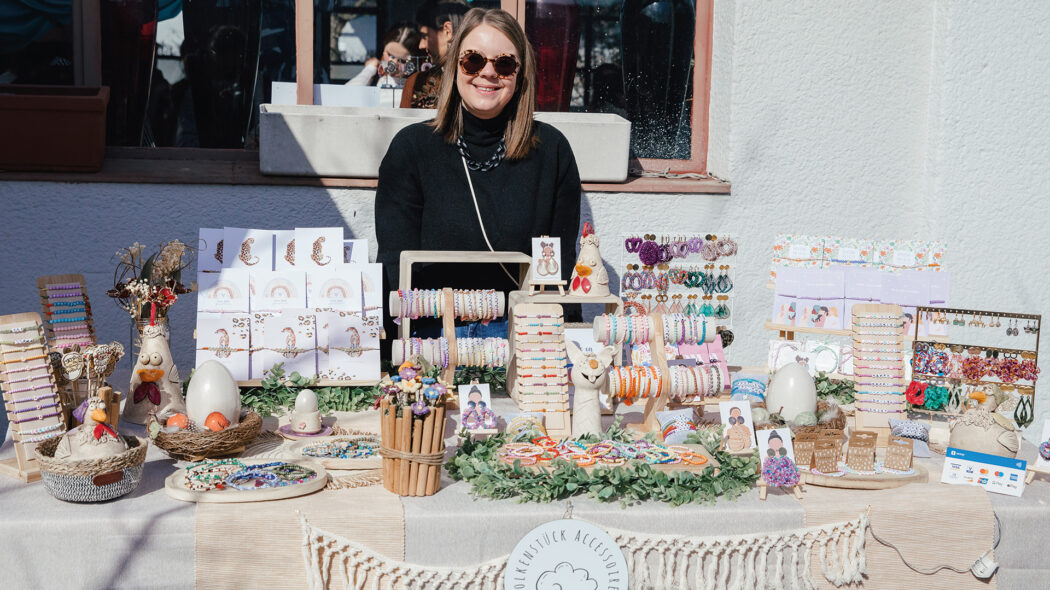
left=139, top=253, right=157, bottom=281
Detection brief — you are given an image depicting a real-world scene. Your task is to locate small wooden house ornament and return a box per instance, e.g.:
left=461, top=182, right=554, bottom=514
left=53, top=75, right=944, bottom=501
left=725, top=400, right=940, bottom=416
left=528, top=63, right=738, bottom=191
left=885, top=436, right=914, bottom=471
left=846, top=431, right=877, bottom=471
left=794, top=432, right=818, bottom=466
left=812, top=439, right=842, bottom=473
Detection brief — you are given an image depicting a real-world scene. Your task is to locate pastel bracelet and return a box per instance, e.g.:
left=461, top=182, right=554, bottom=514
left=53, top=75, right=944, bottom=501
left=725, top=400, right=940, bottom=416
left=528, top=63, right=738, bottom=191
left=11, top=410, right=61, bottom=424
left=10, top=401, right=59, bottom=414
left=18, top=422, right=64, bottom=435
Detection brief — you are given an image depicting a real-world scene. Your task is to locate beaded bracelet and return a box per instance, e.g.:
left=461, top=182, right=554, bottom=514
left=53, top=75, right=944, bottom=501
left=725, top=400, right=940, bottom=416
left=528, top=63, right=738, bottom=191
left=9, top=401, right=59, bottom=414
left=11, top=410, right=61, bottom=424
left=17, top=422, right=65, bottom=436
left=20, top=430, right=64, bottom=444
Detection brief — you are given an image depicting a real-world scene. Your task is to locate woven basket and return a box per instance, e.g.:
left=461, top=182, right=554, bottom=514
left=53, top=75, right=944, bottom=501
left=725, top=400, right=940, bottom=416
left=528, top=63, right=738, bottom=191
left=35, top=435, right=148, bottom=503
left=148, top=411, right=262, bottom=461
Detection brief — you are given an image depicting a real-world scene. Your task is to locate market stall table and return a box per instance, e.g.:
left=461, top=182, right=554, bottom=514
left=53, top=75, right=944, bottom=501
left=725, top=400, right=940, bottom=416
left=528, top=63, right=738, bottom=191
left=2, top=401, right=1049, bottom=589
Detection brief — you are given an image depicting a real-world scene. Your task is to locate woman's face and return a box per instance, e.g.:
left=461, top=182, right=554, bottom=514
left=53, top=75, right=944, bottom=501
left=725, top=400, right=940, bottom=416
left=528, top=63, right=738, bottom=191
left=456, top=24, right=518, bottom=119
left=382, top=41, right=410, bottom=62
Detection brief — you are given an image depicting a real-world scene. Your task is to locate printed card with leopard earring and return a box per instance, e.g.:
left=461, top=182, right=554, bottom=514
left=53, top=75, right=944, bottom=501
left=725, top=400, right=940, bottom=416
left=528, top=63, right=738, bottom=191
left=569, top=222, right=610, bottom=296
left=566, top=338, right=617, bottom=437
left=294, top=227, right=343, bottom=269
left=223, top=227, right=274, bottom=270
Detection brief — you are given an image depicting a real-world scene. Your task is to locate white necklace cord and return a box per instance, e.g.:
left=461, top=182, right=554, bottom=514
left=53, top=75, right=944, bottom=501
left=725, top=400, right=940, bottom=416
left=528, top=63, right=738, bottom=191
left=461, top=154, right=520, bottom=288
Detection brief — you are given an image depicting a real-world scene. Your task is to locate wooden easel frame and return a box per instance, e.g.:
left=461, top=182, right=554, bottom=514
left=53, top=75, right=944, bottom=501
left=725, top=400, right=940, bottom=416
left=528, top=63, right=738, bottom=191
left=0, top=312, right=63, bottom=483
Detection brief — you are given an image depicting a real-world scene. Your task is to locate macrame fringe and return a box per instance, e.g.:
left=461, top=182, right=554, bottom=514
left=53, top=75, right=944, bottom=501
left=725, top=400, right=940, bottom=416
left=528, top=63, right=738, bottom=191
left=300, top=513, right=869, bottom=590
left=325, top=469, right=383, bottom=490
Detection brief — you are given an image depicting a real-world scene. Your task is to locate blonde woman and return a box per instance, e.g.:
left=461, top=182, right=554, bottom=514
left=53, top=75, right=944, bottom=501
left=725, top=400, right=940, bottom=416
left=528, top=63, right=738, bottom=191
left=376, top=8, right=581, bottom=339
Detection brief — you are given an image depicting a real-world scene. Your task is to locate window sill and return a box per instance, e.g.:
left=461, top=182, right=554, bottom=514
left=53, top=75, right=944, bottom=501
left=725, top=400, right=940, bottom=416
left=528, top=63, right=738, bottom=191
left=0, top=147, right=731, bottom=194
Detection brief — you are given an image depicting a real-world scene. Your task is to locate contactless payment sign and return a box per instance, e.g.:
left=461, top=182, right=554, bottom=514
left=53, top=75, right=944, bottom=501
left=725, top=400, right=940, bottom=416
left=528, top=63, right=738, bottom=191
left=505, top=519, right=629, bottom=590
left=941, top=447, right=1027, bottom=497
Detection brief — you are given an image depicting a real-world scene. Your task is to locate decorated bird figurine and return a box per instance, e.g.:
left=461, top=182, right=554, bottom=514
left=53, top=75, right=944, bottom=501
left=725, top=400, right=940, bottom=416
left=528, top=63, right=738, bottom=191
left=124, top=322, right=186, bottom=424
left=569, top=222, right=610, bottom=297
left=54, top=396, right=129, bottom=460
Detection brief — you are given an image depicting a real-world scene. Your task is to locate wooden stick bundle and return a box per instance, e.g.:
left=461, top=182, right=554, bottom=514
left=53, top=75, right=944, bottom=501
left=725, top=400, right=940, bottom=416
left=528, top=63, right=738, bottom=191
left=381, top=401, right=447, bottom=497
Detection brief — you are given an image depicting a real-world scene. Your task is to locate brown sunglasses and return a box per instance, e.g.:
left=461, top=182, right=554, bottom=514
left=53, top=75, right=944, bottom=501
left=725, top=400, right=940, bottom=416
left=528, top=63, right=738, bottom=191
left=458, top=49, right=520, bottom=79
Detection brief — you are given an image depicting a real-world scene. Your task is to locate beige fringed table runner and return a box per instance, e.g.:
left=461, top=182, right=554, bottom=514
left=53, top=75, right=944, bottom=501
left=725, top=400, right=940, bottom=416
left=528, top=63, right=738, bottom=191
left=300, top=513, right=869, bottom=590
left=802, top=482, right=996, bottom=589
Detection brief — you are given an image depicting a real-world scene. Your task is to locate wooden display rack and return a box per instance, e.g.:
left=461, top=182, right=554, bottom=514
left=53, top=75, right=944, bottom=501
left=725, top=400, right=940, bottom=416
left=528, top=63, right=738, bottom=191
left=911, top=306, right=1041, bottom=427
left=0, top=312, right=64, bottom=483
left=37, top=273, right=97, bottom=415
left=507, top=303, right=570, bottom=437
left=852, top=303, right=908, bottom=446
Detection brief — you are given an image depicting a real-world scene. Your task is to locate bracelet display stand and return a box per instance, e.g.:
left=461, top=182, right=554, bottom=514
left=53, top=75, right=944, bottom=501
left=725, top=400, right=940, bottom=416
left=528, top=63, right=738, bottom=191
left=911, top=306, right=1040, bottom=429
left=508, top=303, right=571, bottom=438
left=389, top=288, right=507, bottom=384
left=594, top=313, right=718, bottom=439
left=852, top=304, right=907, bottom=446
left=37, top=274, right=97, bottom=416
left=0, top=312, right=65, bottom=482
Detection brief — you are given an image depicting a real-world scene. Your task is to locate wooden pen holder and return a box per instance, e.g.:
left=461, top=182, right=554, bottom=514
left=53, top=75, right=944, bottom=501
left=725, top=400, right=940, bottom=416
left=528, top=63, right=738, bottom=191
left=379, top=397, right=446, bottom=497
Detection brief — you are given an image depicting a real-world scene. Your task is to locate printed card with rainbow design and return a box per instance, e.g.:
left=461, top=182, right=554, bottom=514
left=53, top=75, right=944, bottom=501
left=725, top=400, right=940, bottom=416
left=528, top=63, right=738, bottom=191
left=197, top=268, right=250, bottom=313
left=250, top=270, right=307, bottom=311
left=307, top=268, right=362, bottom=311
left=195, top=312, right=250, bottom=380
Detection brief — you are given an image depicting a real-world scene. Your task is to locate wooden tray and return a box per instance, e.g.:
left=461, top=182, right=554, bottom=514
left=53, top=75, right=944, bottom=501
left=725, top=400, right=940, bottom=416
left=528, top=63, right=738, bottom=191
left=286, top=437, right=382, bottom=471
left=798, top=462, right=928, bottom=490
left=164, top=459, right=328, bottom=503
left=505, top=443, right=719, bottom=474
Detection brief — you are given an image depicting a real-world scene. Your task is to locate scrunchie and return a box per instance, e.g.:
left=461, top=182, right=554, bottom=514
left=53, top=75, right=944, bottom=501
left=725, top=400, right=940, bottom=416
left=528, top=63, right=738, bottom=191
left=905, top=380, right=927, bottom=406
left=923, top=385, right=949, bottom=411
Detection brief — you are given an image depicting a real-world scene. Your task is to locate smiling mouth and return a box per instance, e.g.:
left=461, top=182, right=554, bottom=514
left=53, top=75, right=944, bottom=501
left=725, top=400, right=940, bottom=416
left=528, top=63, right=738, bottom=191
left=473, top=85, right=500, bottom=94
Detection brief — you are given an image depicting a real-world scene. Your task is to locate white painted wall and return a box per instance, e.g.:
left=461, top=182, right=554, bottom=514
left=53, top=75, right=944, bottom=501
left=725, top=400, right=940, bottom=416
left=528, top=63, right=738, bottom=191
left=3, top=0, right=1050, bottom=437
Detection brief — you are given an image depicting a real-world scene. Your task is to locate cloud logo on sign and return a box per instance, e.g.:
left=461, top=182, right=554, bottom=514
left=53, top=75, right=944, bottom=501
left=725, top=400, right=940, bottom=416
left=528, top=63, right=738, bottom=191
left=536, top=563, right=598, bottom=590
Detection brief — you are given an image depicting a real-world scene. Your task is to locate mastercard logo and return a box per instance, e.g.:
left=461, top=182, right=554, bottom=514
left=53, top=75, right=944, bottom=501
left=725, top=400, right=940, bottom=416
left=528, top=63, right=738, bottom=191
left=979, top=468, right=989, bottom=475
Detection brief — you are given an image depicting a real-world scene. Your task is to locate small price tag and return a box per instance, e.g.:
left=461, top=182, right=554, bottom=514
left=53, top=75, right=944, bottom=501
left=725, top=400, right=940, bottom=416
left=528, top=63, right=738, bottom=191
left=892, top=250, right=916, bottom=267
left=836, top=247, right=861, bottom=262
left=789, top=244, right=811, bottom=260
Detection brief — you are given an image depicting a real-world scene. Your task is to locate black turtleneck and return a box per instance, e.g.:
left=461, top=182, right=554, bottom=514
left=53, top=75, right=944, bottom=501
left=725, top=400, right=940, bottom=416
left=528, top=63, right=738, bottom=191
left=375, top=108, right=582, bottom=309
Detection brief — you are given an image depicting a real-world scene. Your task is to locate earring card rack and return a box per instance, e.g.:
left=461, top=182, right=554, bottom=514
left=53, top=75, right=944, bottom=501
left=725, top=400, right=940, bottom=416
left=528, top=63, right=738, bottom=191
left=0, top=312, right=65, bottom=482
left=507, top=303, right=571, bottom=438
left=851, top=304, right=907, bottom=446
left=911, top=306, right=1040, bottom=428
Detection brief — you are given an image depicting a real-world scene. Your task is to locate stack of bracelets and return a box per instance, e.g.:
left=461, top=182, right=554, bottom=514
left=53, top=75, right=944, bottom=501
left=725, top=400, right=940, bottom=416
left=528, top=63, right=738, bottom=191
left=40, top=281, right=95, bottom=349
left=183, top=459, right=318, bottom=492
left=593, top=313, right=712, bottom=346
left=301, top=437, right=379, bottom=460
left=498, top=437, right=709, bottom=467
left=390, top=337, right=508, bottom=368
left=392, top=289, right=503, bottom=323
left=607, top=364, right=723, bottom=404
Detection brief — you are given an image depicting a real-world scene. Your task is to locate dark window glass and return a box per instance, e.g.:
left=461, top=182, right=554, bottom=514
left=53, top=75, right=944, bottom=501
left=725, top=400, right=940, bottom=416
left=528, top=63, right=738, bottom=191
left=0, top=4, right=74, bottom=86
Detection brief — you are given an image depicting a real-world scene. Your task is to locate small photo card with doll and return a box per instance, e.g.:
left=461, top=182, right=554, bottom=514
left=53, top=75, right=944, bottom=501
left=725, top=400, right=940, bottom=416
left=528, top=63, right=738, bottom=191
left=198, top=228, right=225, bottom=272
left=197, top=268, right=250, bottom=313
left=719, top=400, right=756, bottom=452
left=294, top=227, right=343, bottom=269
left=195, top=312, right=251, bottom=380
left=223, top=227, right=274, bottom=270
left=274, top=230, right=296, bottom=270
left=758, top=427, right=796, bottom=462
left=343, top=239, right=368, bottom=264
left=459, top=383, right=497, bottom=431
left=530, top=237, right=563, bottom=283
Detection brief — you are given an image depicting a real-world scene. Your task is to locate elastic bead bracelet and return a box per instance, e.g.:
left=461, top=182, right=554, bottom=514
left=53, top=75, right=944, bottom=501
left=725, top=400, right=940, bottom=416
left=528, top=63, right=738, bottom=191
left=11, top=410, right=61, bottom=424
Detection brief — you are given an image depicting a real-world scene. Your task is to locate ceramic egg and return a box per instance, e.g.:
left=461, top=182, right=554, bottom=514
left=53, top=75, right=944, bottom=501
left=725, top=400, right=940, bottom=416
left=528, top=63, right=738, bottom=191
left=764, top=362, right=817, bottom=421
left=295, top=389, right=319, bottom=413
left=205, top=411, right=230, bottom=432
left=185, top=360, right=240, bottom=428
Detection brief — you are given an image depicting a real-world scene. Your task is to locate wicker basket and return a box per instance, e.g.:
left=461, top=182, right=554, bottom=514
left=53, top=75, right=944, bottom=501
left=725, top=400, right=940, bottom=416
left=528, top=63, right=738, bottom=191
left=148, top=411, right=262, bottom=461
left=35, top=435, right=148, bottom=503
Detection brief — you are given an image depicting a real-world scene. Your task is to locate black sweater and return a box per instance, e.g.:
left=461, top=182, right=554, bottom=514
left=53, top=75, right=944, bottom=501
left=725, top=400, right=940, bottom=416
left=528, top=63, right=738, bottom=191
left=375, top=109, right=582, bottom=301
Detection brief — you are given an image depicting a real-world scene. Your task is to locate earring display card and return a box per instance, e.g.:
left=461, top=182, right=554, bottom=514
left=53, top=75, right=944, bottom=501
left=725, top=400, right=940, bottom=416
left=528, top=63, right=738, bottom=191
left=771, top=234, right=825, bottom=281
left=317, top=311, right=382, bottom=381
left=343, top=239, right=368, bottom=264
left=274, top=230, right=296, bottom=270
left=0, top=313, right=65, bottom=482
left=873, top=239, right=946, bottom=273
left=197, top=269, right=250, bottom=313
left=822, top=237, right=873, bottom=268
left=37, top=274, right=96, bottom=352
left=198, top=227, right=225, bottom=272
left=307, top=269, right=363, bottom=311
left=346, top=263, right=384, bottom=316
left=195, top=312, right=251, bottom=381
left=294, top=227, right=343, bottom=269
left=260, top=310, right=317, bottom=379
left=719, top=400, right=756, bottom=452
left=250, top=270, right=308, bottom=312
left=530, top=237, right=563, bottom=284
left=222, top=227, right=274, bottom=270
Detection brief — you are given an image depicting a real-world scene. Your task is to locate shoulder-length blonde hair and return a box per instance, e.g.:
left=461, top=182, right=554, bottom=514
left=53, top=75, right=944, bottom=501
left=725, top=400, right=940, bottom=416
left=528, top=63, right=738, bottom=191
left=428, top=8, right=538, bottom=159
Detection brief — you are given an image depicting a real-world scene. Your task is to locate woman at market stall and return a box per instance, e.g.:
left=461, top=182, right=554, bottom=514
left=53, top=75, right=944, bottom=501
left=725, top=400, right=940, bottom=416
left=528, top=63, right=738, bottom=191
left=375, top=7, right=582, bottom=339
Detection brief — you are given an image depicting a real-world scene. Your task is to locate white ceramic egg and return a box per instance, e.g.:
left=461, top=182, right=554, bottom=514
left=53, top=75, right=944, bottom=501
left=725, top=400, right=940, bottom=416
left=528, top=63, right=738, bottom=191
left=185, top=360, right=241, bottom=427
left=295, top=389, right=319, bottom=413
left=765, top=362, right=817, bottom=421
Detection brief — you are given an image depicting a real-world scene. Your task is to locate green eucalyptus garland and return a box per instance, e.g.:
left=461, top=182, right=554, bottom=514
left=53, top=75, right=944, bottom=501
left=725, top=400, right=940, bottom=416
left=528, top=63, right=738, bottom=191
left=236, top=363, right=382, bottom=416
left=446, top=421, right=760, bottom=507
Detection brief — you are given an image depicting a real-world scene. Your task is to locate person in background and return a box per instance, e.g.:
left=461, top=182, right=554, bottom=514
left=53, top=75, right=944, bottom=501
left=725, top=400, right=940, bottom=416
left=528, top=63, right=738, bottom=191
left=399, top=0, right=469, bottom=108
left=346, top=23, right=425, bottom=88
left=376, top=8, right=582, bottom=342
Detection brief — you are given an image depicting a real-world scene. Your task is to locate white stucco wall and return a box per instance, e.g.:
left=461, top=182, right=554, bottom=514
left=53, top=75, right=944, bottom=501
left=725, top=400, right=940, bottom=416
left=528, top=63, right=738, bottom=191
left=3, top=0, right=1050, bottom=436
